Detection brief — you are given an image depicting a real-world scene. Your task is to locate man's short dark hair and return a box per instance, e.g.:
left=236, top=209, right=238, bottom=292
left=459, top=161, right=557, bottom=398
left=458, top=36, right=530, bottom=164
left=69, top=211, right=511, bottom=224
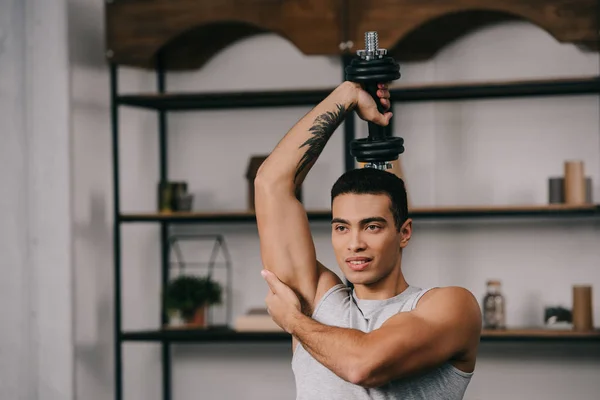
left=330, top=167, right=408, bottom=231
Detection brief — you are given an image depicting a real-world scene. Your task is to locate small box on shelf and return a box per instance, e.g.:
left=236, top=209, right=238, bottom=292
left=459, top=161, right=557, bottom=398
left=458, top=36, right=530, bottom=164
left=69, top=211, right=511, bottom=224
left=548, top=160, right=593, bottom=205
left=234, top=308, right=284, bottom=332
left=157, top=181, right=194, bottom=213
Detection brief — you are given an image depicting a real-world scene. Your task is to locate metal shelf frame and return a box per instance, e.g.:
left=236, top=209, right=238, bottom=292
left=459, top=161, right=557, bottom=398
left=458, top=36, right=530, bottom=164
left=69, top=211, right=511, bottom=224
left=116, top=76, right=600, bottom=111
left=119, top=326, right=600, bottom=343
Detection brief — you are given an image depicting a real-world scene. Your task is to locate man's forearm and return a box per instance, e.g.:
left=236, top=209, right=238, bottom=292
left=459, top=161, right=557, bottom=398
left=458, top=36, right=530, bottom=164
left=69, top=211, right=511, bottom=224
left=289, top=312, right=368, bottom=384
left=255, top=81, right=359, bottom=189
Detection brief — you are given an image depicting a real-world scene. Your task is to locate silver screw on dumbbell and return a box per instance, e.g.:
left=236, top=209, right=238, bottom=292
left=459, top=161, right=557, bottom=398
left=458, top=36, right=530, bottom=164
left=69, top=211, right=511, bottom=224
left=364, top=162, right=393, bottom=171
left=357, top=31, right=388, bottom=60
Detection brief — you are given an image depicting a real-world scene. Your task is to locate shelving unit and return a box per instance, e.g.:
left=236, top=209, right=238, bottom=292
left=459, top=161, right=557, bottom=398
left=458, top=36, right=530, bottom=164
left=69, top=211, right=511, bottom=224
left=111, top=60, right=600, bottom=400
left=108, top=4, right=600, bottom=400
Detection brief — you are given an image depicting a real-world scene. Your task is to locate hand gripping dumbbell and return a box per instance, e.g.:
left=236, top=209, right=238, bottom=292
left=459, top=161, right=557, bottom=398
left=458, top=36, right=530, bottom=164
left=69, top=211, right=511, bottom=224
left=345, top=31, right=404, bottom=170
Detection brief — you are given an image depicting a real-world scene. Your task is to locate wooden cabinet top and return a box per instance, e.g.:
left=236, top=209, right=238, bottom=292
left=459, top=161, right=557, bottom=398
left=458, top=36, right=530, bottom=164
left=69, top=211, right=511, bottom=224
left=105, top=0, right=599, bottom=70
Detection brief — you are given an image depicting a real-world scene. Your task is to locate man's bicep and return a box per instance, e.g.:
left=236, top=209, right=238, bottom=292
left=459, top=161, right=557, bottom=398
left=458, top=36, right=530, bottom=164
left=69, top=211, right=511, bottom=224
left=256, top=189, right=319, bottom=310
left=365, top=288, right=481, bottom=382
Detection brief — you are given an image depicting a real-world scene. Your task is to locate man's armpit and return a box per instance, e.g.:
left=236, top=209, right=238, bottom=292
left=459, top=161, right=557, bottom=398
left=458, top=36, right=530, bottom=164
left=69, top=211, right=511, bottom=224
left=313, top=262, right=343, bottom=312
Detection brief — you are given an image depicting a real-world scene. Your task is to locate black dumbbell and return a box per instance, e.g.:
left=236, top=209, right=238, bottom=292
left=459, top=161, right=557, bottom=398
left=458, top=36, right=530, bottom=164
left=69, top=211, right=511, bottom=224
left=345, top=31, right=404, bottom=170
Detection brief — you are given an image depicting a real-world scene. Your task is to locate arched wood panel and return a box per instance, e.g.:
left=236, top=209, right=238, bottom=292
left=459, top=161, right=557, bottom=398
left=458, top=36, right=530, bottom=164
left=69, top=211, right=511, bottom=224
left=347, top=0, right=599, bottom=61
left=105, top=0, right=343, bottom=70
left=105, top=0, right=598, bottom=70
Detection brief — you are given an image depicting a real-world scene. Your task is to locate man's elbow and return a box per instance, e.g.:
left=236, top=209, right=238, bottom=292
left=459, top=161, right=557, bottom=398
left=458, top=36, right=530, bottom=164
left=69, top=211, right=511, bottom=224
left=346, top=357, right=389, bottom=388
left=254, top=171, right=294, bottom=197
left=347, top=367, right=387, bottom=388
left=254, top=170, right=273, bottom=191
left=347, top=366, right=369, bottom=387
left=254, top=174, right=276, bottom=205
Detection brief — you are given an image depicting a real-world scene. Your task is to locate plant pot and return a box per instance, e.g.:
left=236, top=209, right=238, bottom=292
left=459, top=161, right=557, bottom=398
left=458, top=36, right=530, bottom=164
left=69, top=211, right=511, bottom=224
left=182, top=305, right=208, bottom=328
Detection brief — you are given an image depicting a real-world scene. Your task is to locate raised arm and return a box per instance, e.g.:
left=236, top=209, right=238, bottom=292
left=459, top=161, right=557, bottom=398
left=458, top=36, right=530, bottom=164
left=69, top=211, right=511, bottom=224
left=254, top=81, right=391, bottom=314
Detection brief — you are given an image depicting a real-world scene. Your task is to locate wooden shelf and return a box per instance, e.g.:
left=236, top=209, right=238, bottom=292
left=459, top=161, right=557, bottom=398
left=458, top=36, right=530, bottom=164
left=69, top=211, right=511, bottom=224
left=119, top=204, right=600, bottom=224
left=481, top=328, right=600, bottom=341
left=121, top=326, right=289, bottom=343
left=408, top=203, right=600, bottom=219
left=388, top=76, right=600, bottom=103
left=120, top=210, right=331, bottom=223
left=117, top=88, right=332, bottom=111
left=120, top=326, right=600, bottom=343
left=116, top=76, right=600, bottom=111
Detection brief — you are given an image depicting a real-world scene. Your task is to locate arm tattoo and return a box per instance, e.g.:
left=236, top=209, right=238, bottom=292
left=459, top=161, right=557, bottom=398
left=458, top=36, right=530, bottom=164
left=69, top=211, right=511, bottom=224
left=295, top=103, right=351, bottom=183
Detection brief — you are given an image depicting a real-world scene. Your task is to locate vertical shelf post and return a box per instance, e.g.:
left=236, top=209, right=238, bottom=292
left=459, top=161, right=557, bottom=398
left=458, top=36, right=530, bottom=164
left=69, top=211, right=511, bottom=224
left=110, top=63, right=124, bottom=400
left=156, top=52, right=172, bottom=400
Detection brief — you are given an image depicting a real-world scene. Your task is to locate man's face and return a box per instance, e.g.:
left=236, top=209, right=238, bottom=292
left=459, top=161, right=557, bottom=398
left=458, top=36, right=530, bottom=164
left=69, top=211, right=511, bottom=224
left=331, top=193, right=411, bottom=285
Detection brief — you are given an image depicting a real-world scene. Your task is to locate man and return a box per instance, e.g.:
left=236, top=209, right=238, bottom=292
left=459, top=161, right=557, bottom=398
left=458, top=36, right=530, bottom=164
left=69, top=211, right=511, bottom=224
left=254, top=80, right=482, bottom=399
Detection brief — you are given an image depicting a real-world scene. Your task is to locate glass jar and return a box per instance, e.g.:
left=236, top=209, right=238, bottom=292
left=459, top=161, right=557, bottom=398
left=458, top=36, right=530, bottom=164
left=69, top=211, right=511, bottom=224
left=483, top=280, right=506, bottom=329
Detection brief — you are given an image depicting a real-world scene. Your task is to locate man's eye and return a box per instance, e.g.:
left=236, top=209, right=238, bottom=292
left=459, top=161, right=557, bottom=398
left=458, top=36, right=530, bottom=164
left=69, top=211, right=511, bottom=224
left=335, top=226, right=347, bottom=232
left=367, top=225, right=380, bottom=231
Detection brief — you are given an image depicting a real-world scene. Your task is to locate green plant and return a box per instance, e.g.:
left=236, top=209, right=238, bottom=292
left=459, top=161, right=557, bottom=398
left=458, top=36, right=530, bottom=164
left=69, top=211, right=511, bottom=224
left=164, top=275, right=222, bottom=319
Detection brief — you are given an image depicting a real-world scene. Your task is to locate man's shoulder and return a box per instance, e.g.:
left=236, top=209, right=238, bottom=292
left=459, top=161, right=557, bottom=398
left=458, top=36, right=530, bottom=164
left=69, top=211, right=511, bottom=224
left=415, top=286, right=481, bottom=320
left=418, top=285, right=477, bottom=304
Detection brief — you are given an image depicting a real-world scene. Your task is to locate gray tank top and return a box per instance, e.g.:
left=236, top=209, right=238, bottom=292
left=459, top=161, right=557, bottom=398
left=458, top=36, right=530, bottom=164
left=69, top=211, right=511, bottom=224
left=291, top=284, right=473, bottom=399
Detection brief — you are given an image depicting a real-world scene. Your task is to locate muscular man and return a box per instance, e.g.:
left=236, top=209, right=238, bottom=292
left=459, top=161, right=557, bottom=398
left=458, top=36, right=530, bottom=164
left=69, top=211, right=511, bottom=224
left=254, top=80, right=482, bottom=399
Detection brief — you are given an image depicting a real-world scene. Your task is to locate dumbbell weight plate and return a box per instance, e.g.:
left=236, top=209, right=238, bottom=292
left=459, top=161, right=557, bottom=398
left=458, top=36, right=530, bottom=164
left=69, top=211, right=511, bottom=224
left=345, top=58, right=401, bottom=83
left=350, top=136, right=404, bottom=163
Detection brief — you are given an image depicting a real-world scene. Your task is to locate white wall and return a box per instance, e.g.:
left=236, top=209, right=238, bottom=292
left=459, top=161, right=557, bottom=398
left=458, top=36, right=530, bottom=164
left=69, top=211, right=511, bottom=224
left=0, top=2, right=31, bottom=397
left=1, top=0, right=73, bottom=399
left=66, top=3, right=600, bottom=400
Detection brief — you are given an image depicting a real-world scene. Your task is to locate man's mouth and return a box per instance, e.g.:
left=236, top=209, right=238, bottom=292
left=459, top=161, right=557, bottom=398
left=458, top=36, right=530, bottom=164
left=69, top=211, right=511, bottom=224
left=345, top=257, right=372, bottom=271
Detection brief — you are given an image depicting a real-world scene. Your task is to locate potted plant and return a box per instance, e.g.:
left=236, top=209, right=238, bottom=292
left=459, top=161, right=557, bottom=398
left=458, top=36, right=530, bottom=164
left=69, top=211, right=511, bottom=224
left=164, top=275, right=222, bottom=328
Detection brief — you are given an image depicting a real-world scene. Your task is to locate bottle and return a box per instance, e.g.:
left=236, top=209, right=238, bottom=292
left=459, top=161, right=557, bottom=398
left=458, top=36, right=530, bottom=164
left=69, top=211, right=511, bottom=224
left=483, top=280, right=506, bottom=329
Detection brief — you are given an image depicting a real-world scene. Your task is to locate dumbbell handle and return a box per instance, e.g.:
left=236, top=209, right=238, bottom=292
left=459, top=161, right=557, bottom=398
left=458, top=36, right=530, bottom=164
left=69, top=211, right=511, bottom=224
left=364, top=82, right=388, bottom=142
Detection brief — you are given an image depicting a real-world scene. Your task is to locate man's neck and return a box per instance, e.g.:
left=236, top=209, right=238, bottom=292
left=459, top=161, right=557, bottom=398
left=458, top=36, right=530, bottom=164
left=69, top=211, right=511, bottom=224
left=353, top=268, right=409, bottom=300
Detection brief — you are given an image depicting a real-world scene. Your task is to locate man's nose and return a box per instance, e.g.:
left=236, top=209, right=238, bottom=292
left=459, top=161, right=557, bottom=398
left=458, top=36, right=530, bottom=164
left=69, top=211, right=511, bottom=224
left=347, top=231, right=366, bottom=252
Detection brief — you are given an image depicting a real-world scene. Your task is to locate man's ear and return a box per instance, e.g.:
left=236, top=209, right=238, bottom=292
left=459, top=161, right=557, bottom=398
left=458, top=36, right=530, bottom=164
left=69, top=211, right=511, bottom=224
left=399, top=218, right=412, bottom=248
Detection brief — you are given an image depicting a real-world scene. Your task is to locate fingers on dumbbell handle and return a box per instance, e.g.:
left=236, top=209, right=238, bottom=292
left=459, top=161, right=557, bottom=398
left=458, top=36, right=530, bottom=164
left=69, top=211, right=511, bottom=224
left=365, top=83, right=386, bottom=114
